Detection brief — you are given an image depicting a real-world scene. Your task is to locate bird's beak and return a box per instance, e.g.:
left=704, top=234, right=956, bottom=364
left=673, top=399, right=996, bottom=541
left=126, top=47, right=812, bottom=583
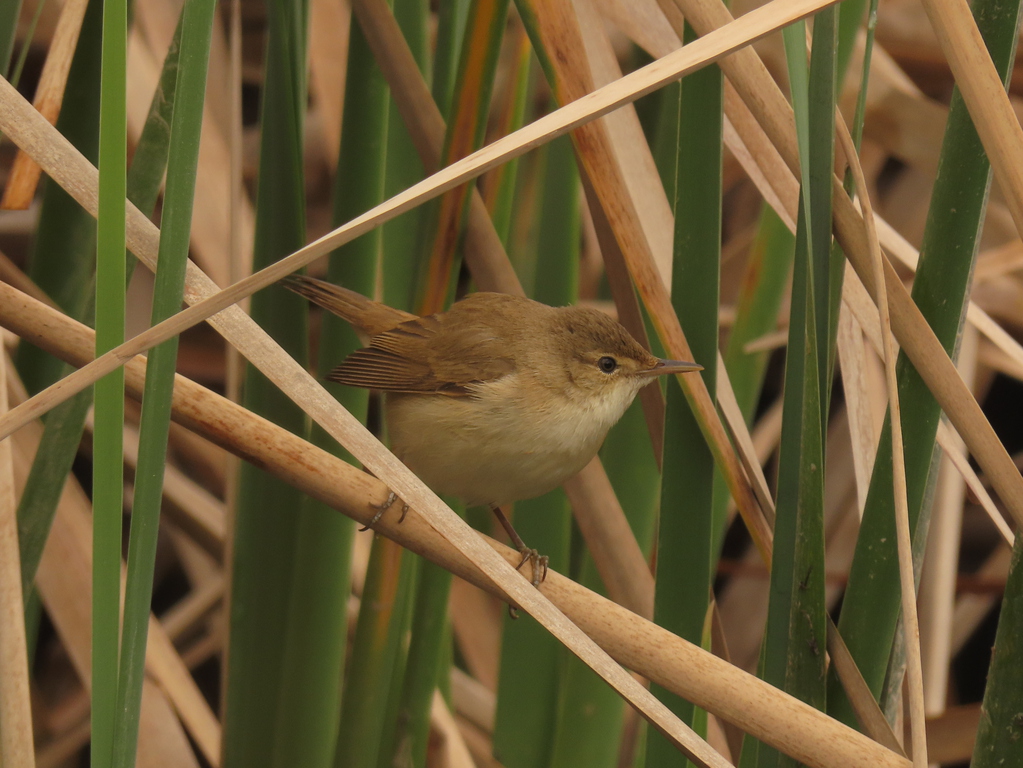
left=641, top=358, right=704, bottom=377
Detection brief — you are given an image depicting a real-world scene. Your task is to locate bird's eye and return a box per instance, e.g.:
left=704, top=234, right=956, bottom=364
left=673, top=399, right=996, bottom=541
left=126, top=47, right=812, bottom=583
left=597, top=356, right=618, bottom=374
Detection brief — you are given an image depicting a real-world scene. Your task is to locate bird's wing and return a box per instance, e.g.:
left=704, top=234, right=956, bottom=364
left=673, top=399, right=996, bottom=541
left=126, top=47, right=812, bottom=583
left=331, top=309, right=516, bottom=395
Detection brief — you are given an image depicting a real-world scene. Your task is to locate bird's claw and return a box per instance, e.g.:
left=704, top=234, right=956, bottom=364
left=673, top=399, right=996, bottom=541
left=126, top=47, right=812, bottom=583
left=515, top=548, right=549, bottom=588
left=361, top=491, right=409, bottom=531
left=506, top=549, right=549, bottom=619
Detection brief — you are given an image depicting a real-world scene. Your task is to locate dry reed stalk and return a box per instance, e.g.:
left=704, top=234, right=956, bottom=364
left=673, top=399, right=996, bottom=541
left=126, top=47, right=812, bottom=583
left=919, top=0, right=1023, bottom=241
left=0, top=0, right=89, bottom=210
left=573, top=0, right=676, bottom=286
left=872, top=218, right=1023, bottom=373
left=951, top=544, right=1012, bottom=654
left=308, top=0, right=351, bottom=169
left=823, top=620, right=904, bottom=754
left=836, top=305, right=881, bottom=513
left=0, top=279, right=913, bottom=768
left=837, top=115, right=926, bottom=766
left=919, top=327, right=978, bottom=715
left=563, top=459, right=656, bottom=618
left=430, top=690, right=479, bottom=768
left=841, top=264, right=1014, bottom=542
left=0, top=351, right=35, bottom=768
left=449, top=578, right=503, bottom=691
left=924, top=703, right=981, bottom=764
left=527, top=0, right=773, bottom=566
left=451, top=667, right=496, bottom=732
left=159, top=574, right=224, bottom=643
left=715, top=354, right=776, bottom=523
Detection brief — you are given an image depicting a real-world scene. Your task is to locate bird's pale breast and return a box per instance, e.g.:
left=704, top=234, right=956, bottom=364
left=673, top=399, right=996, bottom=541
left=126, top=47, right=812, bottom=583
left=385, top=372, right=635, bottom=507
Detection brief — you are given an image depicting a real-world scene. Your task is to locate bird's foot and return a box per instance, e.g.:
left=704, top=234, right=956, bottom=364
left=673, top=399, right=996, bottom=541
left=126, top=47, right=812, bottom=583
left=506, top=551, right=549, bottom=619
left=361, top=491, right=410, bottom=531
left=515, top=548, right=549, bottom=588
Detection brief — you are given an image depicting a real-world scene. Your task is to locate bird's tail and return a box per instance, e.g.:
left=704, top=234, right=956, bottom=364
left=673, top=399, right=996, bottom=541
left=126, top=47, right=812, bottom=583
left=282, top=275, right=413, bottom=337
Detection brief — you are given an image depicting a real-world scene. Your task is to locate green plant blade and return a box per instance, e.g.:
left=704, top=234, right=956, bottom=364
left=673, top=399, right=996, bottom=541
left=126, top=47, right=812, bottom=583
left=430, top=0, right=470, bottom=119
left=92, top=0, right=128, bottom=762
left=751, top=17, right=836, bottom=767
left=112, top=1, right=216, bottom=764
left=748, top=204, right=826, bottom=768
left=17, top=6, right=181, bottom=597
left=648, top=22, right=722, bottom=768
left=223, top=1, right=312, bottom=766
left=381, top=0, right=429, bottom=313
left=273, top=8, right=392, bottom=766
left=827, top=0, right=1023, bottom=727
left=970, top=537, right=1023, bottom=767
left=334, top=535, right=417, bottom=768
left=0, top=0, right=24, bottom=75
left=417, top=0, right=509, bottom=312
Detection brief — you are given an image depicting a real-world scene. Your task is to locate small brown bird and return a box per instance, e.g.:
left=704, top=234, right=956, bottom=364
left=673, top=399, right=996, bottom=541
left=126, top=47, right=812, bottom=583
left=287, top=275, right=702, bottom=583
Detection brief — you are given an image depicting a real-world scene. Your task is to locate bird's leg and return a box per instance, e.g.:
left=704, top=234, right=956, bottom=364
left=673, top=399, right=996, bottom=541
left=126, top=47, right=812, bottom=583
left=361, top=490, right=410, bottom=531
left=490, top=504, right=549, bottom=588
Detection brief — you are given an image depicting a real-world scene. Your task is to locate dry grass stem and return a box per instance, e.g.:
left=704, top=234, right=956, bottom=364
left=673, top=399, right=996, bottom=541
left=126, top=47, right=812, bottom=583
left=841, top=261, right=1015, bottom=543
left=564, top=460, right=655, bottom=619
left=836, top=306, right=880, bottom=513
left=835, top=115, right=927, bottom=767
left=919, top=0, right=1023, bottom=242
left=0, top=0, right=89, bottom=210
left=0, top=351, right=35, bottom=768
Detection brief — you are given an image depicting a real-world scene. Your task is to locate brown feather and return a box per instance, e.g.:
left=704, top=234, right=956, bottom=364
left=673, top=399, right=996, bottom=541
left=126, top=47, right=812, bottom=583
left=287, top=278, right=534, bottom=394
left=331, top=305, right=517, bottom=394
left=283, top=275, right=412, bottom=336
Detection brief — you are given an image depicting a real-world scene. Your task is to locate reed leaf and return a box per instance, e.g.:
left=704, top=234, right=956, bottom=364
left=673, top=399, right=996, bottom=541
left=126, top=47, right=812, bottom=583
left=0, top=0, right=22, bottom=75
left=15, top=0, right=107, bottom=593
left=418, top=0, right=509, bottom=312
left=92, top=0, right=128, bottom=761
left=223, top=1, right=311, bottom=765
left=648, top=23, right=722, bottom=768
left=271, top=8, right=393, bottom=765
left=381, top=0, right=430, bottom=313
left=751, top=14, right=836, bottom=766
left=334, top=535, right=417, bottom=768
left=970, top=537, right=1023, bottom=767
left=431, top=0, right=471, bottom=119
left=111, top=2, right=214, bottom=765
left=827, top=0, right=1022, bottom=727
